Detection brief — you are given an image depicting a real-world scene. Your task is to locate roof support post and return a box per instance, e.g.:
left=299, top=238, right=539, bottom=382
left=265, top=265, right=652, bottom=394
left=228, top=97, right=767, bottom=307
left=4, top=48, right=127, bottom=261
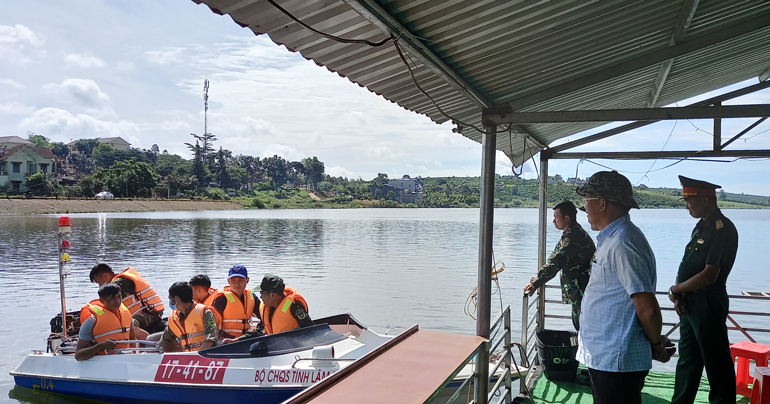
left=713, top=102, right=721, bottom=151
left=537, top=153, right=548, bottom=333
left=476, top=123, right=496, bottom=404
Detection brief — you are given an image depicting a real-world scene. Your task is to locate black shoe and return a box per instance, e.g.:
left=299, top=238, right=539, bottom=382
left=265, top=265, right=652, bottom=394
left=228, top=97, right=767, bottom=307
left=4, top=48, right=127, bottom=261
left=577, top=374, right=592, bottom=387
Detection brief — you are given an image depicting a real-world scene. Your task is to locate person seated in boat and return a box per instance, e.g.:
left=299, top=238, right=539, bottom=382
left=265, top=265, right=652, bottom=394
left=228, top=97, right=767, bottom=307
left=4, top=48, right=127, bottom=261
left=213, top=265, right=263, bottom=340
left=89, top=263, right=165, bottom=335
left=76, top=283, right=136, bottom=361
left=242, top=274, right=314, bottom=341
left=189, top=274, right=224, bottom=308
left=160, top=281, right=222, bottom=352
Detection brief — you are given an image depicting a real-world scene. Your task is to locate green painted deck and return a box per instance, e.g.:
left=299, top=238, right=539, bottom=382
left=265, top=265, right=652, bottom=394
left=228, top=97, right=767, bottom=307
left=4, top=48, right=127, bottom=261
left=531, top=370, right=751, bottom=404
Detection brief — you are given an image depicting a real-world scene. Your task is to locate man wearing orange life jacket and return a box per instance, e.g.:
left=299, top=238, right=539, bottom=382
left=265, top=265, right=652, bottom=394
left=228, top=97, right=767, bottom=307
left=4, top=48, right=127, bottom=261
left=89, top=263, right=165, bottom=333
left=76, top=283, right=136, bottom=361
left=189, top=274, right=224, bottom=308
left=222, top=274, right=313, bottom=344
left=255, top=274, right=313, bottom=335
left=160, top=282, right=221, bottom=352
left=211, top=265, right=263, bottom=339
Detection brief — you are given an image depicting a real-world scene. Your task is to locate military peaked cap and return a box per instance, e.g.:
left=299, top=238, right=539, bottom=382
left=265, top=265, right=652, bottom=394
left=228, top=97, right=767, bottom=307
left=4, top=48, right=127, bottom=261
left=679, top=175, right=721, bottom=197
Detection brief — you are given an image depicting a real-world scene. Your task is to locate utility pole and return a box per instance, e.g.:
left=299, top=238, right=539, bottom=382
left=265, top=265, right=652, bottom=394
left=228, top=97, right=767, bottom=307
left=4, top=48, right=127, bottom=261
left=203, top=79, right=209, bottom=161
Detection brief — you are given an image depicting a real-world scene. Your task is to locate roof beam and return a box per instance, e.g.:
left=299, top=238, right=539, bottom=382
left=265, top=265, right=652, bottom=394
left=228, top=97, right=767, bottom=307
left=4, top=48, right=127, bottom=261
left=499, top=12, right=770, bottom=111
left=548, top=80, right=770, bottom=154
left=342, top=0, right=492, bottom=109
left=760, top=66, right=770, bottom=82
left=484, top=104, right=770, bottom=125
left=550, top=150, right=770, bottom=160
left=646, top=0, right=700, bottom=108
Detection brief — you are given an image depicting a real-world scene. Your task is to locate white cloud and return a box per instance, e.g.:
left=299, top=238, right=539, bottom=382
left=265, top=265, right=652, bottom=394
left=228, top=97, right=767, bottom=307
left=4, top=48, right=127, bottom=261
left=0, top=78, right=24, bottom=88
left=18, top=107, right=140, bottom=143
left=115, top=61, right=136, bottom=71
left=64, top=53, right=106, bottom=68
left=142, top=48, right=184, bottom=65
left=0, top=102, right=36, bottom=115
left=0, top=24, right=45, bottom=64
left=42, top=78, right=111, bottom=110
left=326, top=166, right=357, bottom=179
left=261, top=143, right=305, bottom=161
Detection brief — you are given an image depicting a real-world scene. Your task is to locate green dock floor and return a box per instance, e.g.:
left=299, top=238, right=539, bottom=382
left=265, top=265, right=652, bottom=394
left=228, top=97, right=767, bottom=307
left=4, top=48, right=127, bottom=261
left=531, top=370, right=751, bottom=404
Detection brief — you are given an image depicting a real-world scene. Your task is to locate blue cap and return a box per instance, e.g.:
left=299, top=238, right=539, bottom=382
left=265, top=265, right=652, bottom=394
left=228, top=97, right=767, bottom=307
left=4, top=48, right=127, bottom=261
left=228, top=265, right=248, bottom=279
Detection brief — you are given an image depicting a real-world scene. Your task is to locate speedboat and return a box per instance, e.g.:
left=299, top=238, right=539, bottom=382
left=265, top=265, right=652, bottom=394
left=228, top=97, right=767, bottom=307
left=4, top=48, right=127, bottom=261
left=11, top=313, right=395, bottom=404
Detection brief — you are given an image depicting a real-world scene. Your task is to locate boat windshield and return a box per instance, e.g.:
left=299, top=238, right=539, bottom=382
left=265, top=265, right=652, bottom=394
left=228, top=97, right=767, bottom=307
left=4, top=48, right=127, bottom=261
left=200, top=323, right=347, bottom=358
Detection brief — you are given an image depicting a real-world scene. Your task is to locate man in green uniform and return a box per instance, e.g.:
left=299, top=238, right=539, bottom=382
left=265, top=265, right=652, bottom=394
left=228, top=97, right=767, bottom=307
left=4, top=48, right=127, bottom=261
left=524, top=200, right=596, bottom=331
left=669, top=175, right=739, bottom=404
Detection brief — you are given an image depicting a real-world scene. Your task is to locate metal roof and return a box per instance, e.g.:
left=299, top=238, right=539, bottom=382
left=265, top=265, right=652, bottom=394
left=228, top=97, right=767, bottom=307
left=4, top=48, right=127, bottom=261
left=193, top=0, right=770, bottom=166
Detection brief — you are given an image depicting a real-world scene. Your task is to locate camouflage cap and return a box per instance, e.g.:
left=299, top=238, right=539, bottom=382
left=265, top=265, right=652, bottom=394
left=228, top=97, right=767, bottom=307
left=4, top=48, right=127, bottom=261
left=575, top=170, right=639, bottom=209
left=255, top=274, right=285, bottom=294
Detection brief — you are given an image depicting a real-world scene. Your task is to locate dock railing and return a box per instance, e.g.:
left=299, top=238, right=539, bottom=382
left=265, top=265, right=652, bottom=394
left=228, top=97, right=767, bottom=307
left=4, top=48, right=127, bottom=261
left=521, top=286, right=770, bottom=393
left=445, top=305, right=527, bottom=404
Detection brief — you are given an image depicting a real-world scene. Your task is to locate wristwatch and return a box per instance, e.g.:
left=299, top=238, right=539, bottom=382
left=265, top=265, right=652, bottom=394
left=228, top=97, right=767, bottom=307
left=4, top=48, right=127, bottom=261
left=668, top=286, right=676, bottom=299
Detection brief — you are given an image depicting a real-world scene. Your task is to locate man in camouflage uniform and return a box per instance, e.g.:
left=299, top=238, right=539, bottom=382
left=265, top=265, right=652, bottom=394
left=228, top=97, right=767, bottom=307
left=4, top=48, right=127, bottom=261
left=525, top=200, right=595, bottom=331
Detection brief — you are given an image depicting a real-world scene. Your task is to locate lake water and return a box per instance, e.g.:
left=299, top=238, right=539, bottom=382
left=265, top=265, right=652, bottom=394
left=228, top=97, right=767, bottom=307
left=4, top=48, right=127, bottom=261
left=2, top=208, right=769, bottom=403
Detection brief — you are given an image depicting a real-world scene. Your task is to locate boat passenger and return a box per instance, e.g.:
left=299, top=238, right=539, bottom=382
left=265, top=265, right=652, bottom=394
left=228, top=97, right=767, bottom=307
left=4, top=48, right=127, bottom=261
left=189, top=274, right=224, bottom=308
left=669, top=176, right=738, bottom=404
left=524, top=200, right=595, bottom=331
left=255, top=274, right=313, bottom=336
left=213, top=265, right=262, bottom=340
left=574, top=171, right=675, bottom=404
left=75, top=283, right=136, bottom=361
left=89, top=264, right=165, bottom=334
left=160, top=281, right=221, bottom=352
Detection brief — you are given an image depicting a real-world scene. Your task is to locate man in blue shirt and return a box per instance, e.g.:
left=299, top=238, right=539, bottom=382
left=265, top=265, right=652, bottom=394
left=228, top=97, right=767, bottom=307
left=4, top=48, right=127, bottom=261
left=575, top=171, right=675, bottom=404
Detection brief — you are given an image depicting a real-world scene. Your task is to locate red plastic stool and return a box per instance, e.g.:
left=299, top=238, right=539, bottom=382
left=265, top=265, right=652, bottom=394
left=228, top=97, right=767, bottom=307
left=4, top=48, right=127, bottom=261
left=732, top=341, right=770, bottom=397
left=751, top=367, right=770, bottom=404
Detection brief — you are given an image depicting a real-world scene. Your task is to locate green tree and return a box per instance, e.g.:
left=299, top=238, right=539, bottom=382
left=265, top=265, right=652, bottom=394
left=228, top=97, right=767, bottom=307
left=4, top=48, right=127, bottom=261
left=263, top=155, right=288, bottom=186
left=27, top=133, right=52, bottom=148
left=190, top=141, right=209, bottom=188
left=75, top=139, right=100, bottom=155
left=25, top=172, right=54, bottom=196
left=95, top=158, right=159, bottom=197
left=50, top=142, right=70, bottom=158
left=302, top=157, right=324, bottom=189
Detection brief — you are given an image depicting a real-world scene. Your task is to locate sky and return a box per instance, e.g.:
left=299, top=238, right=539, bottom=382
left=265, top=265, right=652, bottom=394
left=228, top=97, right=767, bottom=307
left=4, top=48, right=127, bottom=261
left=2, top=0, right=770, bottom=195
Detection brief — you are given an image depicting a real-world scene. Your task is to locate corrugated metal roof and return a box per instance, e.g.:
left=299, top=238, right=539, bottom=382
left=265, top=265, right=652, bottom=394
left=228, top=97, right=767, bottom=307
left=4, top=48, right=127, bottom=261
left=193, top=0, right=770, bottom=166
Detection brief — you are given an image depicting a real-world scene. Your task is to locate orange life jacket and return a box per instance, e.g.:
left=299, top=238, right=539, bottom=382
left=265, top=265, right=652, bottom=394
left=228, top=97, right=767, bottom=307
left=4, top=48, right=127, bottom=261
left=202, top=288, right=224, bottom=307
left=168, top=303, right=221, bottom=352
left=79, top=299, right=132, bottom=355
left=259, top=288, right=308, bottom=335
left=113, top=267, right=164, bottom=316
left=221, top=288, right=256, bottom=337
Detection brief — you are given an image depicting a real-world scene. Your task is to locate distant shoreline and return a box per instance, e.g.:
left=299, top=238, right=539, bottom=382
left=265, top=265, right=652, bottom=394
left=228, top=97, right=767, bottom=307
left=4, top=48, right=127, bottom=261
left=0, top=198, right=244, bottom=215
left=1, top=197, right=765, bottom=215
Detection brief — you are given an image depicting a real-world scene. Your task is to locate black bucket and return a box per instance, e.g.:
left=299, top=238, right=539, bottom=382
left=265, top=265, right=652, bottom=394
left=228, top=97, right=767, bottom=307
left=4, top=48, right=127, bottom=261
left=536, top=329, right=579, bottom=381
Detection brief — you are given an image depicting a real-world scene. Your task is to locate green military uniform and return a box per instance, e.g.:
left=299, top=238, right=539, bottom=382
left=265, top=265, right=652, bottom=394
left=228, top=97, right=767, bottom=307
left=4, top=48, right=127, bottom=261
left=672, top=208, right=738, bottom=404
left=531, top=221, right=596, bottom=330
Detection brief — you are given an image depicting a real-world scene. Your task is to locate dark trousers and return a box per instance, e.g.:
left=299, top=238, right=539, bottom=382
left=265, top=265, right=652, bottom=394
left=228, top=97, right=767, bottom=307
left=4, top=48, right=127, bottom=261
left=588, top=368, right=648, bottom=404
left=672, top=292, right=735, bottom=404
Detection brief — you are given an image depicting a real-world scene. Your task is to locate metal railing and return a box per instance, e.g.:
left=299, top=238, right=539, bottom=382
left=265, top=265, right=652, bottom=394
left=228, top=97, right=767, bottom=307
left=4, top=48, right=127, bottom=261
left=444, top=305, right=527, bottom=404
left=520, top=285, right=770, bottom=392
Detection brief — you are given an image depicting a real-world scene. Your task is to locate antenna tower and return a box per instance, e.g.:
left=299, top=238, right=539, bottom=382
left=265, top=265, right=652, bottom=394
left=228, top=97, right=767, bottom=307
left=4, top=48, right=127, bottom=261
left=203, top=79, right=209, bottom=159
